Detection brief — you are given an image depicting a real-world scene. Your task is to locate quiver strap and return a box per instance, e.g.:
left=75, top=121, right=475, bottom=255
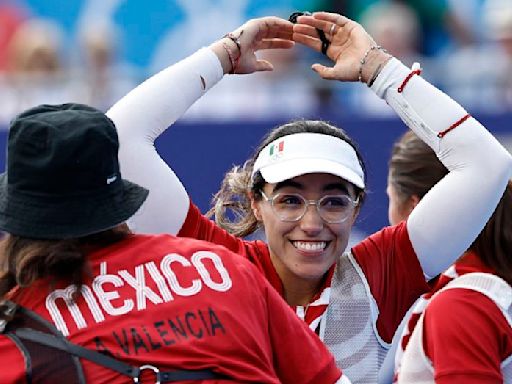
left=0, top=301, right=225, bottom=383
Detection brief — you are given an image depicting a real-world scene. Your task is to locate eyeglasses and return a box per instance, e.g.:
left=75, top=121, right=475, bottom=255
left=260, top=191, right=359, bottom=224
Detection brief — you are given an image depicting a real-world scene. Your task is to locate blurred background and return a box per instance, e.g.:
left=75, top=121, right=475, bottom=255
left=0, top=0, right=511, bottom=238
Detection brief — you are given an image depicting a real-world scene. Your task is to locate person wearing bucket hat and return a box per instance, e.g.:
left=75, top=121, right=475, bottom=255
left=0, top=102, right=348, bottom=383
left=110, top=12, right=512, bottom=383
left=0, top=103, right=148, bottom=239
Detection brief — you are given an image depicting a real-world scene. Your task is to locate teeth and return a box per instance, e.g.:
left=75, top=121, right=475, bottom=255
left=292, top=241, right=327, bottom=251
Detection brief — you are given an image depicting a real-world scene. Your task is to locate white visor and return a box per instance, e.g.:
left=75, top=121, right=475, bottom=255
left=252, top=132, right=365, bottom=188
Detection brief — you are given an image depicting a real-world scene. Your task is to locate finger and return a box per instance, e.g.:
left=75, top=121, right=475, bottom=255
left=259, top=18, right=294, bottom=38
left=263, top=28, right=294, bottom=40
left=328, top=23, right=337, bottom=36
left=312, top=12, right=351, bottom=27
left=255, top=59, right=274, bottom=72
left=296, top=15, right=331, bottom=33
left=257, top=39, right=295, bottom=50
left=260, top=16, right=293, bottom=27
left=293, top=32, right=322, bottom=52
left=311, top=64, right=338, bottom=80
left=292, top=24, right=320, bottom=39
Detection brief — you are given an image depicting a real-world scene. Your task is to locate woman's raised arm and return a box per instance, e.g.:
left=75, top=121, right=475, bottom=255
left=107, top=17, right=294, bottom=234
left=294, top=12, right=512, bottom=278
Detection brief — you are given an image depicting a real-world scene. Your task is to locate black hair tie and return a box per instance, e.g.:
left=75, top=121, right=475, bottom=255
left=289, top=11, right=330, bottom=55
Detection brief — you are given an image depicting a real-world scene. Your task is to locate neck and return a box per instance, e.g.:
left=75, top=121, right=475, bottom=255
left=283, top=280, right=322, bottom=307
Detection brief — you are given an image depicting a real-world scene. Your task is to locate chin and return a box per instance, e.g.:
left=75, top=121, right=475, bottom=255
left=295, top=265, right=333, bottom=281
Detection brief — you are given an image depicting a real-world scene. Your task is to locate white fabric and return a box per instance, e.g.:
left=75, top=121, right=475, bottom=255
left=252, top=132, right=365, bottom=188
left=336, top=374, right=353, bottom=384
left=107, top=48, right=223, bottom=234
left=372, top=58, right=512, bottom=278
left=397, top=273, right=512, bottom=383
left=378, top=298, right=420, bottom=384
left=323, top=252, right=390, bottom=383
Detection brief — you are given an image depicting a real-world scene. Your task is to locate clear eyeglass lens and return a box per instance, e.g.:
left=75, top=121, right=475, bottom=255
left=270, top=193, right=356, bottom=223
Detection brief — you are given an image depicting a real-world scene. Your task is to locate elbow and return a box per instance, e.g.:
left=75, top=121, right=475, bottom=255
left=493, top=147, right=512, bottom=182
left=473, top=135, right=512, bottom=183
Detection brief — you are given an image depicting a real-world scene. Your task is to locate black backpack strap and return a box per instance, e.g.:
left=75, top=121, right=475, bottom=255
left=2, top=301, right=225, bottom=383
left=1, top=301, right=86, bottom=384
left=14, top=328, right=222, bottom=382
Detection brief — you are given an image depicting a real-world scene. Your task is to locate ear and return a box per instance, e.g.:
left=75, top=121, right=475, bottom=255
left=406, top=194, right=421, bottom=215
left=249, top=191, right=263, bottom=221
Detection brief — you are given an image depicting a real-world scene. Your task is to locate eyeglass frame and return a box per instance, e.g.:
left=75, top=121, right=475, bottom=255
left=260, top=190, right=359, bottom=224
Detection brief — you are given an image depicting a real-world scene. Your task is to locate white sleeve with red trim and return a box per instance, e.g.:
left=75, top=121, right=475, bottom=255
left=107, top=47, right=224, bottom=234
left=371, top=58, right=512, bottom=279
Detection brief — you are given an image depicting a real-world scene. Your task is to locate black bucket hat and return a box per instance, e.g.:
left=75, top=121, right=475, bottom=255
left=0, top=103, right=149, bottom=239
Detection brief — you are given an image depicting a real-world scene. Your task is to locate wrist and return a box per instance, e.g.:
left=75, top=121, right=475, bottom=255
left=223, top=31, right=242, bottom=74
left=359, top=47, right=392, bottom=85
left=210, top=38, right=239, bottom=75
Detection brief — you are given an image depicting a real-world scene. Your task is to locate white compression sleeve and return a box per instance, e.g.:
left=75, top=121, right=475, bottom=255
left=107, top=47, right=224, bottom=234
left=371, top=58, right=512, bottom=279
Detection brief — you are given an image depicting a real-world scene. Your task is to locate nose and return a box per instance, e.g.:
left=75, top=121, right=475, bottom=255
left=299, top=204, right=324, bottom=234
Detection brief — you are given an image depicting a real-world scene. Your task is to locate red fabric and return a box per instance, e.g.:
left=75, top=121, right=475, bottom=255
left=0, top=234, right=341, bottom=384
left=422, top=254, right=512, bottom=383
left=437, top=113, right=471, bottom=138
left=352, top=222, right=429, bottom=343
left=180, top=202, right=428, bottom=343
left=179, top=202, right=284, bottom=293
left=0, top=339, right=26, bottom=384
left=397, top=69, right=422, bottom=93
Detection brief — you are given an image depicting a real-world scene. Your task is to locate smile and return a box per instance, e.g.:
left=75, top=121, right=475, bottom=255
left=292, top=241, right=328, bottom=252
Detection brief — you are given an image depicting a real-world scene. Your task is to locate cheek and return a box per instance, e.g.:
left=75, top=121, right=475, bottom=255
left=327, top=221, right=352, bottom=241
left=260, top=210, right=297, bottom=243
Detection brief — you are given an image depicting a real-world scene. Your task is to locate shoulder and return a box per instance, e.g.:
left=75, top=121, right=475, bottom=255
left=352, top=221, right=412, bottom=259
left=425, top=286, right=508, bottom=324
left=351, top=221, right=419, bottom=283
left=112, top=233, right=259, bottom=272
left=424, top=287, right=512, bottom=358
left=155, top=233, right=258, bottom=260
left=421, top=285, right=512, bottom=381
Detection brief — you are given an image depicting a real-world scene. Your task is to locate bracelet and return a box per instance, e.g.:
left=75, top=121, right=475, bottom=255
left=366, top=63, right=383, bottom=88
left=222, top=31, right=243, bottom=74
left=221, top=41, right=237, bottom=74
left=223, top=31, right=243, bottom=55
left=358, top=45, right=387, bottom=83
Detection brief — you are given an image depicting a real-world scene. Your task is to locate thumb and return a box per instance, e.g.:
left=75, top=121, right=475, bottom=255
left=311, top=64, right=338, bottom=80
left=254, top=60, right=274, bottom=72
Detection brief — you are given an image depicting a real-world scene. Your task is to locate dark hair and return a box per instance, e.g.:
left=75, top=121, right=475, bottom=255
left=207, top=119, right=367, bottom=237
left=389, top=131, right=512, bottom=284
left=471, top=180, right=512, bottom=285
left=388, top=130, right=448, bottom=202
left=0, top=225, right=131, bottom=299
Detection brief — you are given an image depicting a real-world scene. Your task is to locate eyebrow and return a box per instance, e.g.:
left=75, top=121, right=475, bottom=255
left=273, top=180, right=351, bottom=195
